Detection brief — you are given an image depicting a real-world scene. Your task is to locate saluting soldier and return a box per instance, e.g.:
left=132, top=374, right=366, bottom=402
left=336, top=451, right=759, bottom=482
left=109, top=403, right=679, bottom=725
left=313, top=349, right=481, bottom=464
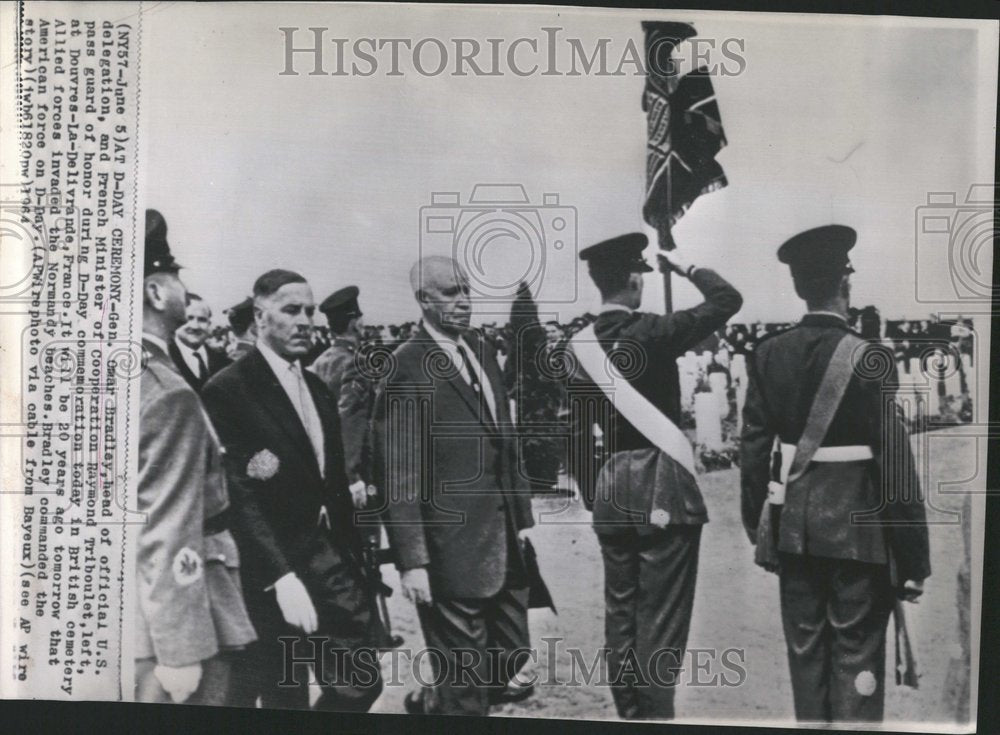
left=565, top=233, right=742, bottom=720
left=740, top=225, right=931, bottom=723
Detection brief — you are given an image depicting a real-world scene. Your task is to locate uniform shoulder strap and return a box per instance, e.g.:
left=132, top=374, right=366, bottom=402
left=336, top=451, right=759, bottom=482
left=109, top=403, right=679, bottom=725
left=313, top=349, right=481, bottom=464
left=787, top=333, right=866, bottom=482
left=569, top=325, right=697, bottom=479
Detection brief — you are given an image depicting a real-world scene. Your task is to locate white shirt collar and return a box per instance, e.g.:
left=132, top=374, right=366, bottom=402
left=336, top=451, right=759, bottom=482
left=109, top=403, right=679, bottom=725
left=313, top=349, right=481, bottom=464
left=423, top=320, right=464, bottom=349
left=174, top=334, right=206, bottom=358
left=806, top=310, right=848, bottom=323
left=422, top=322, right=497, bottom=420
left=257, top=338, right=299, bottom=375
left=142, top=332, right=169, bottom=355
left=599, top=303, right=634, bottom=315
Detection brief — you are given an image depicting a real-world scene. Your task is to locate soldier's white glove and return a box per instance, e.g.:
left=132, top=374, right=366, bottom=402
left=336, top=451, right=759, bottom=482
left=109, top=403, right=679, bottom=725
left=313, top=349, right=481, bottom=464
left=400, top=567, right=433, bottom=606
left=154, top=662, right=202, bottom=703
left=349, top=479, right=368, bottom=509
left=656, top=249, right=696, bottom=277
left=274, top=573, right=318, bottom=633
left=901, top=579, right=924, bottom=603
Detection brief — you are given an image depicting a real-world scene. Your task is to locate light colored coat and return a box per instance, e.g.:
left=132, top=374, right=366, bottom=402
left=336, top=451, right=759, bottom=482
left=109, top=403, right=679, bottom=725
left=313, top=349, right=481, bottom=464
left=135, top=339, right=255, bottom=666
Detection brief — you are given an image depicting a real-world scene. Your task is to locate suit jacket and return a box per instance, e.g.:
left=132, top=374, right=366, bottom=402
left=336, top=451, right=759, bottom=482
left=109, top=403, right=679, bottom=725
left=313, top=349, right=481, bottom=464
left=372, top=326, right=534, bottom=599
left=740, top=313, right=931, bottom=583
left=169, top=339, right=231, bottom=393
left=201, top=347, right=372, bottom=638
left=136, top=339, right=256, bottom=667
left=566, top=268, right=743, bottom=534
left=310, top=337, right=375, bottom=484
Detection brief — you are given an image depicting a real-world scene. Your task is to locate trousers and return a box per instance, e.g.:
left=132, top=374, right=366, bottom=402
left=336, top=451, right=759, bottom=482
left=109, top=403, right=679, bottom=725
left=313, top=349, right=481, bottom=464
left=599, top=524, right=702, bottom=720
left=778, top=552, right=894, bottom=722
left=415, top=583, right=531, bottom=715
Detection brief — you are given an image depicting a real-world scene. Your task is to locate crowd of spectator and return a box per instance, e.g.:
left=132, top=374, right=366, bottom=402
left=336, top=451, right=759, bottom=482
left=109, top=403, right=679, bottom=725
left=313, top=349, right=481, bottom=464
left=202, top=303, right=975, bottom=377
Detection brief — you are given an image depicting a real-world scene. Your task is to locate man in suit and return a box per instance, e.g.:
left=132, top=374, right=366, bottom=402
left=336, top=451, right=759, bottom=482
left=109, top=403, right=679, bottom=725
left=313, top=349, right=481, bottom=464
left=565, top=233, right=742, bottom=720
left=171, top=293, right=231, bottom=391
left=136, top=209, right=256, bottom=705
left=225, top=296, right=257, bottom=361
left=740, top=225, right=930, bottom=722
left=201, top=269, right=382, bottom=712
left=372, top=256, right=534, bottom=715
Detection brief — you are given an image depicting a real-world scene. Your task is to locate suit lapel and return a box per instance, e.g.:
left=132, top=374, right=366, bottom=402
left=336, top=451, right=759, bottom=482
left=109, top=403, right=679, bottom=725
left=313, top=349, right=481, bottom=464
left=466, top=332, right=508, bottom=432
left=416, top=327, right=497, bottom=433
left=245, top=348, right=323, bottom=481
left=168, top=339, right=201, bottom=389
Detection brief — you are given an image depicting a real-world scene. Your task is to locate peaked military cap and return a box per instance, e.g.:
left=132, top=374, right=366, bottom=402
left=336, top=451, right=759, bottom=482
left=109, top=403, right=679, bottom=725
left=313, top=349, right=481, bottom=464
left=579, top=232, right=654, bottom=273
left=320, top=285, right=362, bottom=318
left=226, top=296, right=255, bottom=333
left=144, top=209, right=182, bottom=277
left=777, top=225, right=856, bottom=280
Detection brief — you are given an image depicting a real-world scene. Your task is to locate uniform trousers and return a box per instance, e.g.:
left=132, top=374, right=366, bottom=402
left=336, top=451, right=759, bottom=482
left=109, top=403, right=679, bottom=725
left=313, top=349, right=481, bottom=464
left=599, top=524, right=702, bottom=720
left=778, top=552, right=894, bottom=722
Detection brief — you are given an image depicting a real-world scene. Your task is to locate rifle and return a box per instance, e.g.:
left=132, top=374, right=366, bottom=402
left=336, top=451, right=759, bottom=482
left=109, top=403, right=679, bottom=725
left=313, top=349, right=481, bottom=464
left=362, top=535, right=404, bottom=649
left=894, top=601, right=919, bottom=688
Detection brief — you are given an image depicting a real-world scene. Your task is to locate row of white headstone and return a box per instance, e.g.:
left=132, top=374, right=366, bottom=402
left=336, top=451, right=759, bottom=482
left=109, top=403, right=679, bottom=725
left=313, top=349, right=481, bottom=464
left=678, top=349, right=972, bottom=451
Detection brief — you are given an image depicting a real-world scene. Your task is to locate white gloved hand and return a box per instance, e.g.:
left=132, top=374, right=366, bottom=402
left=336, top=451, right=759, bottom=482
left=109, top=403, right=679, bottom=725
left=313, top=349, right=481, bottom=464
left=154, top=662, right=202, bottom=703
left=901, top=579, right=924, bottom=603
left=656, top=249, right=696, bottom=277
left=349, top=479, right=368, bottom=509
left=274, top=573, right=318, bottom=633
left=400, top=567, right=433, bottom=606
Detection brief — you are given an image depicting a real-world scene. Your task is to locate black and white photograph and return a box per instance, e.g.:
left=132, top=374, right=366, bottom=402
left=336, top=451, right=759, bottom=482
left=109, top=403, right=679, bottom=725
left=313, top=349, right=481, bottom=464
left=0, top=2, right=996, bottom=732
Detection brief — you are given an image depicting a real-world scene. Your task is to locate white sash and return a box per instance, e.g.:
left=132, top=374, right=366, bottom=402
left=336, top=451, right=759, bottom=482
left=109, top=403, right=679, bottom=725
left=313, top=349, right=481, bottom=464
left=570, top=325, right=696, bottom=479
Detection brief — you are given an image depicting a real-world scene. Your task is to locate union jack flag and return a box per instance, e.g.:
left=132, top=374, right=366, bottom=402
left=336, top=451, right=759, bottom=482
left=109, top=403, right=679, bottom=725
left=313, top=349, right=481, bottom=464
left=641, top=21, right=728, bottom=251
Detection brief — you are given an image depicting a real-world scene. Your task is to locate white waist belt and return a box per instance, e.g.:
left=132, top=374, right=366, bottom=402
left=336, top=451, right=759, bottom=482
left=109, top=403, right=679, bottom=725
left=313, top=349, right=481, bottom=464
left=780, top=443, right=873, bottom=462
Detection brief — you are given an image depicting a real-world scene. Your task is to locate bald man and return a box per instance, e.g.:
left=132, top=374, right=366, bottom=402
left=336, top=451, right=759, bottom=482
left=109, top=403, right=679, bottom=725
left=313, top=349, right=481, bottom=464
left=372, top=257, right=535, bottom=715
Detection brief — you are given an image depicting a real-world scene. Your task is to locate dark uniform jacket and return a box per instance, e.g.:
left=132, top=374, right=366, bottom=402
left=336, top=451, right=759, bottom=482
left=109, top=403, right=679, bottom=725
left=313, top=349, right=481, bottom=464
left=310, top=336, right=374, bottom=484
left=740, top=313, right=931, bottom=583
left=136, top=338, right=256, bottom=666
left=567, top=268, right=743, bottom=534
left=201, top=348, right=375, bottom=642
left=371, top=327, right=534, bottom=600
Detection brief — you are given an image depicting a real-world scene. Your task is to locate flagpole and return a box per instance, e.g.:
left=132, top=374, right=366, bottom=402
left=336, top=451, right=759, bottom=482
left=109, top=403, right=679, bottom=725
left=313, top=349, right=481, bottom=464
left=660, top=225, right=674, bottom=315
left=663, top=266, right=673, bottom=315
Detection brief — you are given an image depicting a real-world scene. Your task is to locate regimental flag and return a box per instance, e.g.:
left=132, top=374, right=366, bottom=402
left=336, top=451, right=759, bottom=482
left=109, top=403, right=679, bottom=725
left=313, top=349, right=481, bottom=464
left=641, top=21, right=728, bottom=251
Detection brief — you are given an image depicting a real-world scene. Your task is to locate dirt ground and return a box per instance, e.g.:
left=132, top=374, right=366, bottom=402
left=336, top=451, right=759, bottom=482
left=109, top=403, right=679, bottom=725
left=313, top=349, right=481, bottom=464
left=367, top=428, right=975, bottom=728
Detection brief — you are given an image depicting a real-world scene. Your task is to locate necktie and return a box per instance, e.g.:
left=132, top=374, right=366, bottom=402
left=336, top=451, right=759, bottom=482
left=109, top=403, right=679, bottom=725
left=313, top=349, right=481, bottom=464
left=455, top=343, right=494, bottom=425
left=289, top=362, right=325, bottom=477
left=194, top=350, right=208, bottom=382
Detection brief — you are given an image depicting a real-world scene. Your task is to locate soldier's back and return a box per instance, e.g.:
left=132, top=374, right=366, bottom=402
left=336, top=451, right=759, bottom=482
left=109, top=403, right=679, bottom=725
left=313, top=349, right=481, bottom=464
left=752, top=313, right=889, bottom=448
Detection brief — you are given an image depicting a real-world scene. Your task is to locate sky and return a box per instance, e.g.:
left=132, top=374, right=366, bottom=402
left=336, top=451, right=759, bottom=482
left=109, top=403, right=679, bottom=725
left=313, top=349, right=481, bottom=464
left=139, top=3, right=997, bottom=327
